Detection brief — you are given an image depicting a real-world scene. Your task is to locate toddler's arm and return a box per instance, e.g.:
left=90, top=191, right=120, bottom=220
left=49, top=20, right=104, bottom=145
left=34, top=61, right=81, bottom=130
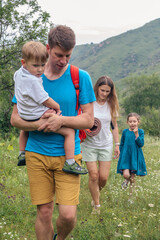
left=43, top=97, right=60, bottom=111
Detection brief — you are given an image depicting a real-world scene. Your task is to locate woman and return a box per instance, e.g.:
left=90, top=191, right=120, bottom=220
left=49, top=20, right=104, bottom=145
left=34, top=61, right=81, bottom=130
left=81, top=75, right=120, bottom=214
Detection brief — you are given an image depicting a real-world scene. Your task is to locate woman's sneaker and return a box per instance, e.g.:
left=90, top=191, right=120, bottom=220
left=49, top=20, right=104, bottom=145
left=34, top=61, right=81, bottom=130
left=91, top=205, right=101, bottom=215
left=62, top=162, right=88, bottom=175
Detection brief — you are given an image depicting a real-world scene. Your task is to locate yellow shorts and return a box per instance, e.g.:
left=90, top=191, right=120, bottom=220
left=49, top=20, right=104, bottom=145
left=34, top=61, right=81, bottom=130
left=25, top=151, right=82, bottom=206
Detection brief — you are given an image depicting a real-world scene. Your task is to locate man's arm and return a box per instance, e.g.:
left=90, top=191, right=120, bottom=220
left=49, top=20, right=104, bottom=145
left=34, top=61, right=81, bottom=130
left=10, top=104, right=47, bottom=131
left=38, top=102, right=94, bottom=132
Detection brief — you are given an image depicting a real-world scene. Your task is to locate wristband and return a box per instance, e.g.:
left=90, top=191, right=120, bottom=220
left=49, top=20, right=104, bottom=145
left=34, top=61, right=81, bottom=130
left=115, top=143, right=120, bottom=146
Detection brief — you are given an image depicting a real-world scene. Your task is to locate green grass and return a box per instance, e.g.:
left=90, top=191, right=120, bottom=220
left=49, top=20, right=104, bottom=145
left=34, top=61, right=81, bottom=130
left=0, top=136, right=160, bottom=240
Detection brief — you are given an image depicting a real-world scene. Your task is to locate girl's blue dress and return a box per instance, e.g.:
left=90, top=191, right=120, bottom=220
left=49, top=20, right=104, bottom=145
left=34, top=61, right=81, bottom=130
left=117, top=128, right=147, bottom=176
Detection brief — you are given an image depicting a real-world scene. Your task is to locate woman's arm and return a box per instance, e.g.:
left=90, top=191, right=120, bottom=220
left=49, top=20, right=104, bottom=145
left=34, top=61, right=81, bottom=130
left=112, top=120, right=120, bottom=159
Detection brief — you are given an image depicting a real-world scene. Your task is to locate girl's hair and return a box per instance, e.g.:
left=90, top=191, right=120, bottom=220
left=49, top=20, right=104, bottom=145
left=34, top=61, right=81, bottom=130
left=94, top=75, right=119, bottom=120
left=22, top=41, right=48, bottom=62
left=48, top=25, right=76, bottom=51
left=127, top=112, right=140, bottom=121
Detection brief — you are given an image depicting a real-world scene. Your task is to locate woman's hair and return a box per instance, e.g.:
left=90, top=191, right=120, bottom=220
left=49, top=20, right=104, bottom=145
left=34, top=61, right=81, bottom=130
left=48, top=25, right=76, bottom=51
left=94, top=75, right=119, bottom=120
left=22, top=41, right=48, bottom=62
left=127, top=112, right=140, bottom=121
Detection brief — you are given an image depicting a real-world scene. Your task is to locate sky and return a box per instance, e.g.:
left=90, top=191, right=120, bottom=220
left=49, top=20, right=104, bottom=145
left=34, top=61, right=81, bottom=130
left=37, top=0, right=160, bottom=45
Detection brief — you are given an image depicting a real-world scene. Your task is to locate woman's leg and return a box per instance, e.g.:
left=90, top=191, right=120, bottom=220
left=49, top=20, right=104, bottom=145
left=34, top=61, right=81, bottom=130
left=86, top=161, right=100, bottom=206
left=98, top=161, right=111, bottom=191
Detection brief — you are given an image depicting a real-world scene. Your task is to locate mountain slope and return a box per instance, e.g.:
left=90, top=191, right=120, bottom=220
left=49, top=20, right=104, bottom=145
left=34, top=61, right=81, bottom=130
left=70, top=18, right=160, bottom=83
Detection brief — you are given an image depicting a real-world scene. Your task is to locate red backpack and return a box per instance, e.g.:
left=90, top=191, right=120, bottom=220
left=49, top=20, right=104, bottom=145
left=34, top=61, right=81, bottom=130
left=70, top=65, right=87, bottom=142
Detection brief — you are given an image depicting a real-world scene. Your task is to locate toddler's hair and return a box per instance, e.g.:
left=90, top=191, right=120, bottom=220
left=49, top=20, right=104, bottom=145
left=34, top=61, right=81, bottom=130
left=127, top=112, right=140, bottom=121
left=22, top=41, right=48, bottom=62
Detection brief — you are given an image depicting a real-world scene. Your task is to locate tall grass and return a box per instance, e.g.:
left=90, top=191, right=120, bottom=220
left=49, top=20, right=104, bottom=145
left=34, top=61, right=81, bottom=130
left=0, top=135, right=159, bottom=240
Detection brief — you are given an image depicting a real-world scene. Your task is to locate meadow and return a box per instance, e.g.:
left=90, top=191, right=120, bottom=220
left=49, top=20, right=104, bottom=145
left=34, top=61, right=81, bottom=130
left=0, top=135, right=159, bottom=240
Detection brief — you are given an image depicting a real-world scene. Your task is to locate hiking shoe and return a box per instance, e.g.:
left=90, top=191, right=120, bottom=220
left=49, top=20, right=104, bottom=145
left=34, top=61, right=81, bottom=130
left=53, top=233, right=57, bottom=240
left=121, top=180, right=129, bottom=189
left=17, top=152, right=26, bottom=166
left=62, top=162, right=88, bottom=175
left=91, top=206, right=100, bottom=215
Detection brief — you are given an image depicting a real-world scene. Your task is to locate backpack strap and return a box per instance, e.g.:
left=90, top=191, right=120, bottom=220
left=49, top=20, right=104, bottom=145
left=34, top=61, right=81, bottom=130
left=70, top=65, right=79, bottom=110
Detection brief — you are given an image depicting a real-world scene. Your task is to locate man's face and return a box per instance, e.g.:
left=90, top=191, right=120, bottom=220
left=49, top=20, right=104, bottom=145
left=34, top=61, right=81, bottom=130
left=47, top=45, right=73, bottom=72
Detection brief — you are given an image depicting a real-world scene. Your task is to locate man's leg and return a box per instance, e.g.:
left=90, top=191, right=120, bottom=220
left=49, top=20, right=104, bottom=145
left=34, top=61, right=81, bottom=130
left=56, top=205, right=77, bottom=240
left=35, top=202, right=54, bottom=240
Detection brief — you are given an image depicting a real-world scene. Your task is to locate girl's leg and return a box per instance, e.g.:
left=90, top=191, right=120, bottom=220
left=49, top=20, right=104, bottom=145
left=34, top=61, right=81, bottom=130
left=129, top=173, right=135, bottom=196
left=86, top=161, right=100, bottom=206
left=123, top=169, right=131, bottom=181
left=98, top=161, right=111, bottom=191
left=121, top=169, right=131, bottom=189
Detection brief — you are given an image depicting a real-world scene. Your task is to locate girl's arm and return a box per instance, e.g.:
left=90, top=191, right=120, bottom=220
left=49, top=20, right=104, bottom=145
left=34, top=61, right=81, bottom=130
left=135, top=129, right=144, bottom=148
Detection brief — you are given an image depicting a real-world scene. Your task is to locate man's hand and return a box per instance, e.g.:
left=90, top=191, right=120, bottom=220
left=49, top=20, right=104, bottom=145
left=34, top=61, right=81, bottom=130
left=38, top=113, right=63, bottom=132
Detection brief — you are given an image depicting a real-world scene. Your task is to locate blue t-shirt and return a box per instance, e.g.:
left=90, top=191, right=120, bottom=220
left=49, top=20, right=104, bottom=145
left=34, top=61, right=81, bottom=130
left=12, top=64, right=96, bottom=156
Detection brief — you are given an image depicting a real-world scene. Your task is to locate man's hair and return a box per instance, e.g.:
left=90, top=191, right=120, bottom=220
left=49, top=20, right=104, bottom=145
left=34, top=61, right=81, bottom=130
left=48, top=25, right=76, bottom=50
left=22, top=41, right=48, bottom=62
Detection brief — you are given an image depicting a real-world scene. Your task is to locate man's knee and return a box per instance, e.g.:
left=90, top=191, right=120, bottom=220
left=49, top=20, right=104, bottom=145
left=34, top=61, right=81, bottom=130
left=37, top=202, right=53, bottom=222
left=59, top=205, right=77, bottom=226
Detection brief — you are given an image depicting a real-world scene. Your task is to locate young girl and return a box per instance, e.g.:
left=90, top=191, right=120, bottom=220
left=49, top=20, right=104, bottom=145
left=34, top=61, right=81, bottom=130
left=117, top=112, right=147, bottom=194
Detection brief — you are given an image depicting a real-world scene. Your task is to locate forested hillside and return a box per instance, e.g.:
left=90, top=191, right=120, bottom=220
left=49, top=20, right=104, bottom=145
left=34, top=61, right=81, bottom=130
left=70, top=18, right=160, bottom=84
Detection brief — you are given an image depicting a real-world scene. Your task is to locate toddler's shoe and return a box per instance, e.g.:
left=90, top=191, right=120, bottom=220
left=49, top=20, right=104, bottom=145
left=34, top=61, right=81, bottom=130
left=121, top=180, right=129, bottom=189
left=17, top=152, right=26, bottom=166
left=62, top=162, right=88, bottom=175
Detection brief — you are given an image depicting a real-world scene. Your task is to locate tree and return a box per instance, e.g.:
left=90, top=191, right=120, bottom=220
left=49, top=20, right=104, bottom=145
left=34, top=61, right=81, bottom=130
left=141, top=107, right=160, bottom=137
left=122, top=74, right=160, bottom=115
left=0, top=0, right=52, bottom=137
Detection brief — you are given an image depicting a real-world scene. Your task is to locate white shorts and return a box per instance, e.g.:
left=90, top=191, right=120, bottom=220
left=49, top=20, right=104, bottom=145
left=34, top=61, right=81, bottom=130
left=81, top=145, right=113, bottom=162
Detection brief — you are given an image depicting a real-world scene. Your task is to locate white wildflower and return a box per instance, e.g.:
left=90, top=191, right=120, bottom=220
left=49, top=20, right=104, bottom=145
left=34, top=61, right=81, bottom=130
left=148, top=203, right=154, bottom=207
